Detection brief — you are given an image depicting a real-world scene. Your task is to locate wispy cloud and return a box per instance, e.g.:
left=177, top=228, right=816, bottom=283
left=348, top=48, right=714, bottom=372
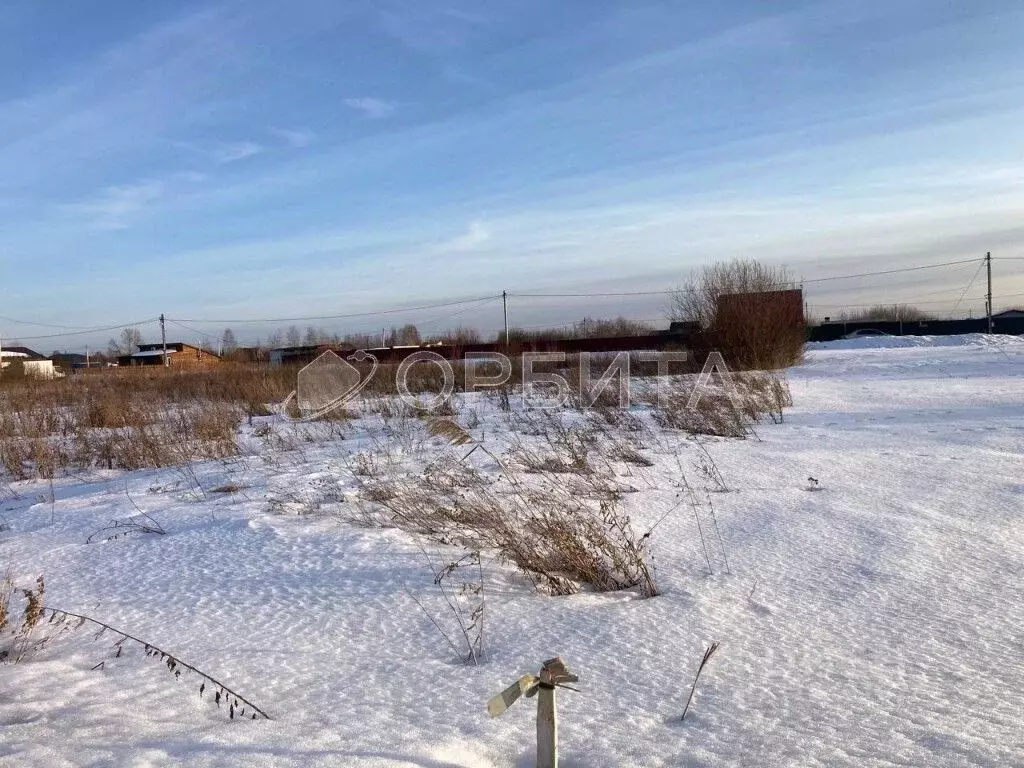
left=171, top=138, right=266, bottom=165
left=372, top=2, right=486, bottom=54
left=211, top=141, right=264, bottom=163
left=268, top=127, right=315, bottom=148
left=447, top=220, right=490, bottom=251
left=174, top=170, right=208, bottom=183
left=343, top=97, right=396, bottom=119
left=67, top=181, right=164, bottom=230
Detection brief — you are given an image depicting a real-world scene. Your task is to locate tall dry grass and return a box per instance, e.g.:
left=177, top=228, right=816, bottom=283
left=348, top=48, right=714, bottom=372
left=0, top=365, right=290, bottom=479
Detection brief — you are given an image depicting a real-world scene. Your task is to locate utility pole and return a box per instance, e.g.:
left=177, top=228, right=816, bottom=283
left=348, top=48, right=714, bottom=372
left=985, top=252, right=993, bottom=334
left=160, top=313, right=168, bottom=366
left=502, top=290, right=509, bottom=345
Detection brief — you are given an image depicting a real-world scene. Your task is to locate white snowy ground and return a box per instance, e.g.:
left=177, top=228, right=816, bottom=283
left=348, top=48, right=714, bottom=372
left=1, top=334, right=1023, bottom=767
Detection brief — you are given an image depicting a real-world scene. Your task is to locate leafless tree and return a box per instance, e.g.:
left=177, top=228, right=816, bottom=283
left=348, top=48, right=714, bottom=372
left=221, top=328, right=238, bottom=355
left=668, top=259, right=803, bottom=369
left=111, top=327, right=143, bottom=355
left=388, top=324, right=421, bottom=346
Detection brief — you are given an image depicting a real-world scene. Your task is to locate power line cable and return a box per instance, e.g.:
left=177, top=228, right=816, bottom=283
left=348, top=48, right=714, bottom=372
left=805, top=295, right=986, bottom=308
left=167, top=295, right=500, bottom=324
left=1, top=318, right=157, bottom=342
left=166, top=319, right=215, bottom=340
left=0, top=315, right=98, bottom=330
left=412, top=297, right=500, bottom=330
left=510, top=257, right=984, bottom=297
left=797, top=258, right=982, bottom=285
left=950, top=259, right=988, bottom=316
left=0, top=256, right=1004, bottom=336
left=511, top=290, right=672, bottom=298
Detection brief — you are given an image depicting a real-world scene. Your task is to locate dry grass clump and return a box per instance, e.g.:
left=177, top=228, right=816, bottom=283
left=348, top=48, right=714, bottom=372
left=735, top=371, right=792, bottom=424
left=0, top=573, right=47, bottom=663
left=486, top=478, right=654, bottom=594
left=651, top=371, right=792, bottom=438
left=505, top=410, right=598, bottom=474
left=653, top=389, right=752, bottom=438
left=348, top=416, right=659, bottom=597
left=359, top=472, right=657, bottom=596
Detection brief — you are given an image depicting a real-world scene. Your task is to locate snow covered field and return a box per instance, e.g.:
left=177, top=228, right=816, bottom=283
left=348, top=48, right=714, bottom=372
left=2, top=334, right=1023, bottom=767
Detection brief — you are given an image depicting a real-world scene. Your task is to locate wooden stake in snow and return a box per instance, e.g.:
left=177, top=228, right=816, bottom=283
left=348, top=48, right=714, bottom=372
left=682, top=641, right=720, bottom=721
left=487, top=657, right=579, bottom=768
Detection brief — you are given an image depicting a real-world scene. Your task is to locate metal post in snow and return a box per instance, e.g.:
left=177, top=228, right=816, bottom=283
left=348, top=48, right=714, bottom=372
left=487, top=657, right=579, bottom=768
left=536, top=683, right=557, bottom=768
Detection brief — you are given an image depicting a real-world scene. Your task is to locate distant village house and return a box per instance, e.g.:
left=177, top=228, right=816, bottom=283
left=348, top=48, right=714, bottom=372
left=0, top=346, right=60, bottom=379
left=118, top=342, right=220, bottom=368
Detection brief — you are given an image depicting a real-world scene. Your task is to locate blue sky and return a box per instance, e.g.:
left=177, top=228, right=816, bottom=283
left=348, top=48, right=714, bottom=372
left=2, top=0, right=1023, bottom=348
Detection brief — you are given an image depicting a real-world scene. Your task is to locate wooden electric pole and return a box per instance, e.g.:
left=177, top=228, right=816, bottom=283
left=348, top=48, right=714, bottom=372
left=986, top=252, right=993, bottom=334
left=160, top=313, right=168, bottom=366
left=502, top=290, right=509, bottom=345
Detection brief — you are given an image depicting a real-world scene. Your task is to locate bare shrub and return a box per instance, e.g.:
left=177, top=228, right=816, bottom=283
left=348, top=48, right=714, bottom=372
left=351, top=447, right=659, bottom=597
left=669, top=258, right=805, bottom=369
left=409, top=548, right=486, bottom=664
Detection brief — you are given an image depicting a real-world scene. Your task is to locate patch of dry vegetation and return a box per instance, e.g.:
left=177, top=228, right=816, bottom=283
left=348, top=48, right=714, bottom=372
left=348, top=409, right=660, bottom=597
left=0, top=366, right=292, bottom=479
left=651, top=370, right=793, bottom=438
